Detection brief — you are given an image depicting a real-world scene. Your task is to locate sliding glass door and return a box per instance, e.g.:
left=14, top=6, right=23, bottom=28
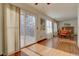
left=46, top=20, right=53, bottom=39
left=25, top=15, right=36, bottom=46
left=20, top=10, right=36, bottom=48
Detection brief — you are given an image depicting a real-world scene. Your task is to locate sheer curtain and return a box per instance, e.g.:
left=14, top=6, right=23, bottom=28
left=3, top=4, right=20, bottom=55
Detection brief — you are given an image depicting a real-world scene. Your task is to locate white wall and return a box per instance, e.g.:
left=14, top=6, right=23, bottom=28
left=58, top=19, right=77, bottom=35
left=0, top=3, right=3, bottom=55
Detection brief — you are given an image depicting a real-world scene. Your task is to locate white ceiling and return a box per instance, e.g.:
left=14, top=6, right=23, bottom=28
left=27, top=3, right=77, bottom=21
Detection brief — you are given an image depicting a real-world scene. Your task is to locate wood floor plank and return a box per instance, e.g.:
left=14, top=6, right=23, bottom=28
left=11, top=37, right=79, bottom=56
left=27, top=44, right=75, bottom=56
left=21, top=48, right=40, bottom=56
left=38, top=38, right=79, bottom=55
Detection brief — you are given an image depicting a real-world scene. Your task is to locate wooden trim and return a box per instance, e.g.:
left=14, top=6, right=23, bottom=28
left=36, top=38, right=47, bottom=43
left=21, top=38, right=47, bottom=49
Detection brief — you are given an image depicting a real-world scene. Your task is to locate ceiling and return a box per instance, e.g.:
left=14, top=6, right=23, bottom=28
left=26, top=3, right=77, bottom=21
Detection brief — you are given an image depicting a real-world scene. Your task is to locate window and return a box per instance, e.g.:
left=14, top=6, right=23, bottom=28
left=54, top=23, right=57, bottom=33
left=46, top=20, right=52, bottom=34
left=20, top=9, right=36, bottom=47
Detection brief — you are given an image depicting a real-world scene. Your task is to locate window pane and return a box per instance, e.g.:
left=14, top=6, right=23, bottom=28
left=46, top=20, right=52, bottom=33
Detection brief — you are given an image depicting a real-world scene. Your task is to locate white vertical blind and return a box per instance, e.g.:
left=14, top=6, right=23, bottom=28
left=4, top=4, right=20, bottom=55
left=7, top=5, right=16, bottom=54
left=20, top=9, right=36, bottom=47
left=0, top=3, right=3, bottom=55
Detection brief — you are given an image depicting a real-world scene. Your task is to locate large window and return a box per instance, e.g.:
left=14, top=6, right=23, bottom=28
left=20, top=10, right=36, bottom=48
left=46, top=20, right=52, bottom=34
left=53, top=23, right=57, bottom=36
left=46, top=20, right=53, bottom=39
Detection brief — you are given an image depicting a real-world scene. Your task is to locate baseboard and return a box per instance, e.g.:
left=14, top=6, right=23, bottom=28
left=36, top=38, right=47, bottom=43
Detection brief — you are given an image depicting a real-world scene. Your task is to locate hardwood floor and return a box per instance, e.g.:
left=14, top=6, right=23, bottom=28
left=27, top=44, right=74, bottom=56
left=38, top=38, right=79, bottom=55
left=11, top=51, right=28, bottom=56
left=11, top=37, right=79, bottom=56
